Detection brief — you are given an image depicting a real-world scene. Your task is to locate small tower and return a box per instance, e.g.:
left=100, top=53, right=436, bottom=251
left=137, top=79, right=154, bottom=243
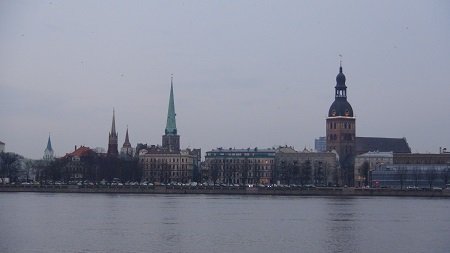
left=326, top=64, right=356, bottom=185
left=107, top=109, right=119, bottom=157
left=162, top=76, right=180, bottom=152
left=120, top=126, right=134, bottom=158
left=43, top=134, right=54, bottom=161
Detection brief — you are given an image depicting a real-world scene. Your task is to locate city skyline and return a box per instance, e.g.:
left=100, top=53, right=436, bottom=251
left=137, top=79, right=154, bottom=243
left=1, top=1, right=450, bottom=159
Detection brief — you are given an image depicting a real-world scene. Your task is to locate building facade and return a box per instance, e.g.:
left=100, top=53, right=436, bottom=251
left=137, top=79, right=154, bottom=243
left=354, top=151, right=393, bottom=187
left=62, top=146, right=98, bottom=181
left=326, top=65, right=356, bottom=185
left=370, top=153, right=450, bottom=188
left=205, top=148, right=276, bottom=185
left=314, top=137, right=326, bottom=152
left=275, top=146, right=339, bottom=186
left=140, top=146, right=197, bottom=183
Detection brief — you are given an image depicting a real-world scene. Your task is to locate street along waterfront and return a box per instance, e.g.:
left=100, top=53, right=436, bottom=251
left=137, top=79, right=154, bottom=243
left=1, top=184, right=450, bottom=197
left=0, top=193, right=449, bottom=253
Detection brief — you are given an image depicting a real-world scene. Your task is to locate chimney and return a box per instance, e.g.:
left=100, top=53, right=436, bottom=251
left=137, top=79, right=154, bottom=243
left=75, top=145, right=77, bottom=151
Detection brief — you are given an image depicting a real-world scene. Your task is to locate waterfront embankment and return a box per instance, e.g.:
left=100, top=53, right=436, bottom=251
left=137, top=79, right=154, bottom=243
left=1, top=185, right=449, bottom=197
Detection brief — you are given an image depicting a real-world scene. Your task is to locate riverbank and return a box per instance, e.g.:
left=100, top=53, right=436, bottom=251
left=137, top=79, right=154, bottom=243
left=1, top=185, right=449, bottom=197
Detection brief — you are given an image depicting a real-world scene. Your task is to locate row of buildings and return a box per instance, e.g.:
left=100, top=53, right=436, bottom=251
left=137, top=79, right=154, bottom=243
left=34, top=65, right=449, bottom=188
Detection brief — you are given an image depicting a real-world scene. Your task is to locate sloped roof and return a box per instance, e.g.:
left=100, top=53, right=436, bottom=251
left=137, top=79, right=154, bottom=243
left=0, top=140, right=4, bottom=145
left=356, top=137, right=411, bottom=154
left=65, top=146, right=94, bottom=158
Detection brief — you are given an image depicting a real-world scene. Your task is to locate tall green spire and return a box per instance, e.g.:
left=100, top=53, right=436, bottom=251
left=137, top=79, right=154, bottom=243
left=165, top=76, right=177, bottom=135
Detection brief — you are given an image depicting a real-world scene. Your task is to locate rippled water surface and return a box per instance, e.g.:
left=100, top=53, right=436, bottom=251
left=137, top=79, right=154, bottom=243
left=0, top=193, right=449, bottom=253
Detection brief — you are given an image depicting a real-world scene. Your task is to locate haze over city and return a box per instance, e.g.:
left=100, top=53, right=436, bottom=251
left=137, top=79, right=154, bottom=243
left=1, top=0, right=449, bottom=159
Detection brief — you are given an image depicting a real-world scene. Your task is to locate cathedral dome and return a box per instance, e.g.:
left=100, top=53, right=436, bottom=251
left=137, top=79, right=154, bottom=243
left=328, top=99, right=353, bottom=117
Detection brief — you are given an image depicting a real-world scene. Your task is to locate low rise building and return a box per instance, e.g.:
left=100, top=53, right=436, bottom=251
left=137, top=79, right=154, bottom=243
left=275, top=147, right=338, bottom=186
left=140, top=145, right=198, bottom=183
left=370, top=153, right=450, bottom=188
left=205, top=147, right=276, bottom=185
left=354, top=151, right=393, bottom=187
left=63, top=146, right=98, bottom=180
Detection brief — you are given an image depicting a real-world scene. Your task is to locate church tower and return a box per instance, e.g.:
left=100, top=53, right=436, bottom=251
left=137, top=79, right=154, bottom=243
left=162, top=77, right=180, bottom=152
left=120, top=126, right=134, bottom=158
left=43, top=134, right=54, bottom=161
left=326, top=64, right=356, bottom=185
left=107, top=109, right=119, bottom=157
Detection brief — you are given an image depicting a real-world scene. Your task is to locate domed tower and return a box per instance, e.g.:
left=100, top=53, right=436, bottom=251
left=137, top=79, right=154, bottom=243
left=326, top=64, right=356, bottom=185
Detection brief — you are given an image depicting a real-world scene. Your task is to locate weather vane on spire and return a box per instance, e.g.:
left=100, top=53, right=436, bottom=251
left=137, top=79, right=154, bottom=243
left=339, top=54, right=343, bottom=67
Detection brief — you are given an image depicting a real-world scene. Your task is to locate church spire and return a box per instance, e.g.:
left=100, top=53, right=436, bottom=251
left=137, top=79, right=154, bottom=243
left=123, top=126, right=131, bottom=148
left=165, top=76, right=177, bottom=135
left=107, top=109, right=119, bottom=156
left=46, top=134, right=53, bottom=152
left=110, top=108, right=117, bottom=137
left=43, top=133, right=54, bottom=161
left=162, top=76, right=180, bottom=152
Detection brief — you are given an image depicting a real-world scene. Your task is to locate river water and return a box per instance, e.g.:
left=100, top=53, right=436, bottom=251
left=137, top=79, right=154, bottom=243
left=0, top=193, right=449, bottom=253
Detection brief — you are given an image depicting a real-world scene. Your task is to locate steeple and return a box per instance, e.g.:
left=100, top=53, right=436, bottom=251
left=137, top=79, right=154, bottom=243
left=328, top=64, right=353, bottom=117
left=43, top=134, right=54, bottom=161
left=107, top=109, right=119, bottom=156
left=165, top=76, right=177, bottom=135
left=335, top=65, right=347, bottom=98
left=110, top=108, right=117, bottom=137
left=123, top=126, right=131, bottom=148
left=46, top=134, right=53, bottom=152
left=162, top=76, right=180, bottom=152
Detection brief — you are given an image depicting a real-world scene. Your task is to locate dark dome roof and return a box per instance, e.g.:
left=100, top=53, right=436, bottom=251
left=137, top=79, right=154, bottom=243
left=328, top=99, right=353, bottom=117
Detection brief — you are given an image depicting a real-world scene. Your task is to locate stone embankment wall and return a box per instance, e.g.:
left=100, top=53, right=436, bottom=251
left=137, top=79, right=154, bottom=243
left=1, top=185, right=450, bottom=197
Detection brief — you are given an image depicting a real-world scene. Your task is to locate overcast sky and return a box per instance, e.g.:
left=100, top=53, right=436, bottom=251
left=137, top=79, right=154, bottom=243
left=1, top=0, right=449, bottom=159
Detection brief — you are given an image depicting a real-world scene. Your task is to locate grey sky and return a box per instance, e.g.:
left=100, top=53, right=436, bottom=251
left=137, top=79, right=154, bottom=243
left=1, top=0, right=449, bottom=159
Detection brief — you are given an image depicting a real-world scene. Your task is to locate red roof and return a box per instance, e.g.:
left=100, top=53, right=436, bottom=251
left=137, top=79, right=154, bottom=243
left=65, top=146, right=94, bottom=158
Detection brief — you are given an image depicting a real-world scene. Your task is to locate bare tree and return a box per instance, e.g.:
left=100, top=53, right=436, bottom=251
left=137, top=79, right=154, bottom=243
left=440, top=167, right=450, bottom=187
left=412, top=167, right=422, bottom=187
left=314, top=161, right=327, bottom=186
left=425, top=168, right=437, bottom=189
left=360, top=161, right=370, bottom=187
left=210, top=161, right=220, bottom=185
left=300, top=160, right=312, bottom=186
left=396, top=166, right=408, bottom=190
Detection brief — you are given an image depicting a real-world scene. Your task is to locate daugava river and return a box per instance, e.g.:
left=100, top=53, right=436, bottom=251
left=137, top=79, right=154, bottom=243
left=0, top=193, right=449, bottom=253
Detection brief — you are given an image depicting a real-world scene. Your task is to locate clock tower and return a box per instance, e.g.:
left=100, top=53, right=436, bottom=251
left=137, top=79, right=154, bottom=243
left=326, top=64, right=356, bottom=185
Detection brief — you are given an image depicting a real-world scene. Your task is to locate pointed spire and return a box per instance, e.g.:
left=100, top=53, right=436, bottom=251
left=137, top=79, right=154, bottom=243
left=46, top=134, right=53, bottom=152
left=165, top=75, right=177, bottom=135
left=110, top=108, right=117, bottom=137
left=123, top=125, right=131, bottom=148
left=44, top=133, right=55, bottom=160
